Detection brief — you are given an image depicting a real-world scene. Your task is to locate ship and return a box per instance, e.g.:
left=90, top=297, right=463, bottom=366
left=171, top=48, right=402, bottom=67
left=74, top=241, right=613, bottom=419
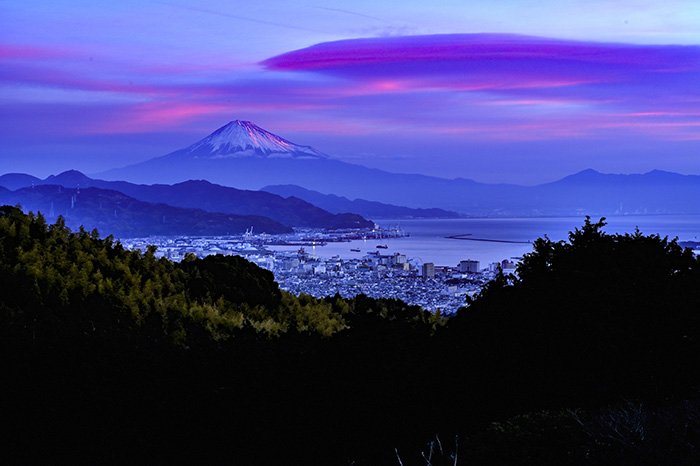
left=350, top=248, right=361, bottom=252
left=376, top=244, right=389, bottom=249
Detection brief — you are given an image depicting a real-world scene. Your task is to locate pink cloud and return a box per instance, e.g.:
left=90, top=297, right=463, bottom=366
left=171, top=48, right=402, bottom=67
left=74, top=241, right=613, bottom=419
left=0, top=44, right=73, bottom=60
left=3, top=34, right=700, bottom=146
left=263, top=34, right=700, bottom=86
left=261, top=34, right=700, bottom=102
left=86, top=102, right=232, bottom=134
left=258, top=34, right=700, bottom=142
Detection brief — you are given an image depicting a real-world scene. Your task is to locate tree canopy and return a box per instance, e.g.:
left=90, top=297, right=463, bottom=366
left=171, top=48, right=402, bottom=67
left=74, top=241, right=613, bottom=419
left=447, top=217, right=700, bottom=411
left=2, top=207, right=700, bottom=465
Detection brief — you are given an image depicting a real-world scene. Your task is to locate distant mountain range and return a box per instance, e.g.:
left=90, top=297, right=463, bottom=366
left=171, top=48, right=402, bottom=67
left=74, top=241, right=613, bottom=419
left=530, top=169, right=700, bottom=215
left=8, top=122, right=696, bottom=239
left=0, top=170, right=373, bottom=232
left=98, top=121, right=700, bottom=216
left=262, top=184, right=461, bottom=219
left=98, top=121, right=496, bottom=212
left=0, top=185, right=292, bottom=237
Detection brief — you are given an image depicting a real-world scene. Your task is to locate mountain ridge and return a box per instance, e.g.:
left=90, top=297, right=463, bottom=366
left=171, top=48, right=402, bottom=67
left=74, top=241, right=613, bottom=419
left=0, top=170, right=374, bottom=229
left=6, top=165, right=700, bottom=218
left=12, top=119, right=700, bottom=216
left=95, top=120, right=700, bottom=215
left=262, top=184, right=462, bottom=219
left=0, top=184, right=293, bottom=236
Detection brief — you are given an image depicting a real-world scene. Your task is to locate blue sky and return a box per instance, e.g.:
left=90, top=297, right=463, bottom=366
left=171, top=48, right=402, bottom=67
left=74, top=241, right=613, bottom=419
left=1, top=0, right=699, bottom=183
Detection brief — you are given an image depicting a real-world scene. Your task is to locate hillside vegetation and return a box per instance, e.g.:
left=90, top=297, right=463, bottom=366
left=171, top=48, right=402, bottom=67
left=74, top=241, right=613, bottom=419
left=2, top=207, right=700, bottom=465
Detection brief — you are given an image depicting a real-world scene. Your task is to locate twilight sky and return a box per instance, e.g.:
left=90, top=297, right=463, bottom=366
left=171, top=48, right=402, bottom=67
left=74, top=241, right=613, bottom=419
left=1, top=0, right=699, bottom=184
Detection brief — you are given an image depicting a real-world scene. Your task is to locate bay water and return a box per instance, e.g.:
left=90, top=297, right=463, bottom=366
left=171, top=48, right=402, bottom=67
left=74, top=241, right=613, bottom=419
left=271, top=215, right=700, bottom=267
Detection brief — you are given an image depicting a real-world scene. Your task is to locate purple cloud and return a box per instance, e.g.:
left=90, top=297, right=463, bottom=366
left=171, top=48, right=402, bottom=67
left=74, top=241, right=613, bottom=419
left=2, top=33, right=700, bottom=181
left=0, top=44, right=75, bottom=60
left=261, top=34, right=700, bottom=140
left=263, top=34, right=699, bottom=84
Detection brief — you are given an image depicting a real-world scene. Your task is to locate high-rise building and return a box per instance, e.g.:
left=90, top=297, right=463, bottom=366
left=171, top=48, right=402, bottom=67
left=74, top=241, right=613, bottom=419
left=501, top=259, right=517, bottom=270
left=458, top=259, right=480, bottom=273
left=422, top=262, right=435, bottom=279
left=391, top=253, right=407, bottom=265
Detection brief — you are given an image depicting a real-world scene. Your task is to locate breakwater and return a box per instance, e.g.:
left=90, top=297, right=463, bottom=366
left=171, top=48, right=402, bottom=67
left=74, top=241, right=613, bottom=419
left=446, top=234, right=531, bottom=244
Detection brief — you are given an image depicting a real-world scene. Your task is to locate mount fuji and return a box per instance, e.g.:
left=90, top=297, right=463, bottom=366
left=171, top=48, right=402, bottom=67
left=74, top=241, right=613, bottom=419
left=181, top=120, right=328, bottom=160
left=97, top=121, right=700, bottom=216
left=98, top=120, right=507, bottom=212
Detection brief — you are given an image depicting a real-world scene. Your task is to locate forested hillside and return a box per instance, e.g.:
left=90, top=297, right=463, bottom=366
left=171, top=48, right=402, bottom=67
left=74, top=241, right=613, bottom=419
left=2, top=206, right=700, bottom=465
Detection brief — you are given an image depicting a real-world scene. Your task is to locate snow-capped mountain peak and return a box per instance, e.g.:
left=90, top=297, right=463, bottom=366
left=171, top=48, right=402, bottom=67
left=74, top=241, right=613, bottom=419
left=185, top=120, right=328, bottom=159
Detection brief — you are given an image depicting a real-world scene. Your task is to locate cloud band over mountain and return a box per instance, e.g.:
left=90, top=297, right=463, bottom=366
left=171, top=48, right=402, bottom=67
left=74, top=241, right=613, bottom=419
left=262, top=34, right=700, bottom=140
left=1, top=33, right=699, bottom=180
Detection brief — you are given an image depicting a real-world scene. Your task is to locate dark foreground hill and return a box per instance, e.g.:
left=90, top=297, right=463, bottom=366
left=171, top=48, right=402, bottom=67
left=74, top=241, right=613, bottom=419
left=2, top=207, right=700, bottom=465
left=0, top=185, right=292, bottom=236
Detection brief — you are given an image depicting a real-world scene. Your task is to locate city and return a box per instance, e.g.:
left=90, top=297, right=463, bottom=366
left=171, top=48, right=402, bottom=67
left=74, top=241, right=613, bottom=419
left=120, top=228, right=519, bottom=313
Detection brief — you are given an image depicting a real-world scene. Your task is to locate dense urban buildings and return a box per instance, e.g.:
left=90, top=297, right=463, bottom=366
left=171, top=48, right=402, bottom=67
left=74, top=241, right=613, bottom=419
left=121, top=232, right=513, bottom=313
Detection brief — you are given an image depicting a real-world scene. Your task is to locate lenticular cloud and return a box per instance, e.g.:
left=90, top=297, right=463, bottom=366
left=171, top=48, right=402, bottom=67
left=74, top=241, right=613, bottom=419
left=261, top=34, right=700, bottom=141
left=263, top=33, right=700, bottom=92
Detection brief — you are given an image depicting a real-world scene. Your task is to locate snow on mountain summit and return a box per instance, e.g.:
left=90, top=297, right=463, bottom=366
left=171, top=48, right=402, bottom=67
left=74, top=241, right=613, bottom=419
left=185, top=120, right=328, bottom=159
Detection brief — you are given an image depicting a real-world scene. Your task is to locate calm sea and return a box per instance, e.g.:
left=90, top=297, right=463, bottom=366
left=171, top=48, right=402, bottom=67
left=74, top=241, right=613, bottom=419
left=271, top=215, right=700, bottom=267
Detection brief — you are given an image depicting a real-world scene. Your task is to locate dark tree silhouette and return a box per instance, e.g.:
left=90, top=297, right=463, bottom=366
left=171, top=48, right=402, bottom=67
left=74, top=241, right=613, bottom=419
left=2, top=207, right=700, bottom=465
